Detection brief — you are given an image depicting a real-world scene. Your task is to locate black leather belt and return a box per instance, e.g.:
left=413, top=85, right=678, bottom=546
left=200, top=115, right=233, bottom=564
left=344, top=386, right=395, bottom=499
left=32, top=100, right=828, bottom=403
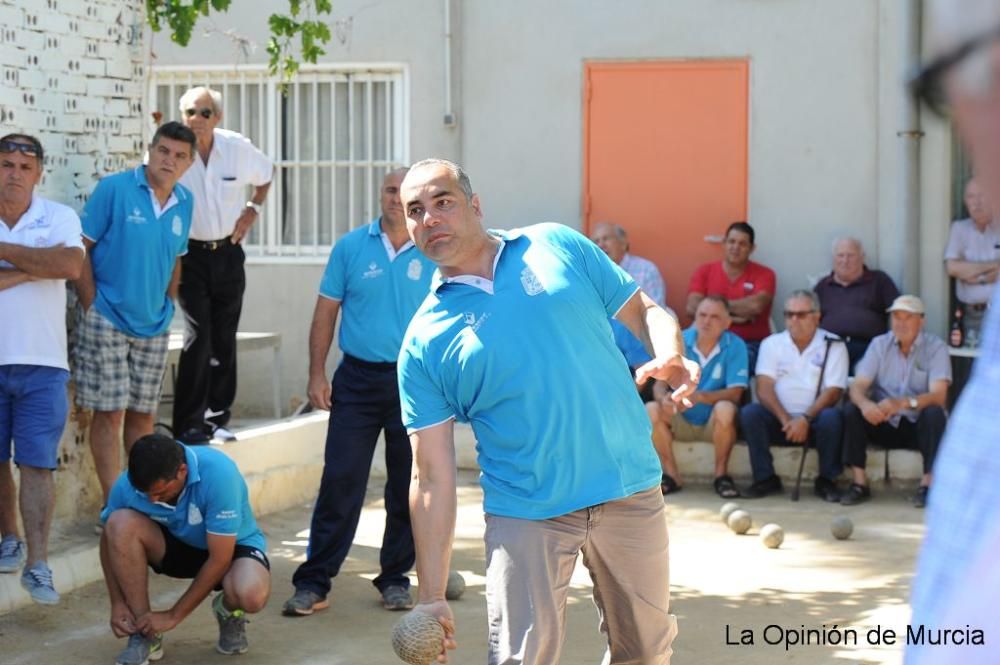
left=967, top=303, right=989, bottom=312
left=188, top=236, right=233, bottom=251
left=343, top=353, right=397, bottom=371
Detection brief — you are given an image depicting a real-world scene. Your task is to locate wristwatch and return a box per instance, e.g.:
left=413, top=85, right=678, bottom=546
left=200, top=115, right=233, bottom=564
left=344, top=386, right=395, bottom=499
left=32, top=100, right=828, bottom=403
left=245, top=200, right=261, bottom=214
left=908, top=397, right=918, bottom=409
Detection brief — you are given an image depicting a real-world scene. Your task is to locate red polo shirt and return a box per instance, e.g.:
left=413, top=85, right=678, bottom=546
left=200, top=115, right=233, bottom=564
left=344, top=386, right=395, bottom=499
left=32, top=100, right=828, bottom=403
left=688, top=260, right=776, bottom=342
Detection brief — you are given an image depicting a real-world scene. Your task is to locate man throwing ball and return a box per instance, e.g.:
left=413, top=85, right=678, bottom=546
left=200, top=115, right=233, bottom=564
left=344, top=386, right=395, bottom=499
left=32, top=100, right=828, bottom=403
left=99, top=434, right=270, bottom=665
left=397, top=159, right=697, bottom=664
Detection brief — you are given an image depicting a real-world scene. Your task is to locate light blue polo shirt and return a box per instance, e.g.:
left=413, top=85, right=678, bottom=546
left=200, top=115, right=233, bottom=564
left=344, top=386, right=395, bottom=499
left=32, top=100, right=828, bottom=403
left=318, top=218, right=436, bottom=363
left=81, top=167, right=192, bottom=338
left=101, top=444, right=265, bottom=552
left=398, top=222, right=661, bottom=520
left=681, top=327, right=749, bottom=425
left=612, top=320, right=652, bottom=369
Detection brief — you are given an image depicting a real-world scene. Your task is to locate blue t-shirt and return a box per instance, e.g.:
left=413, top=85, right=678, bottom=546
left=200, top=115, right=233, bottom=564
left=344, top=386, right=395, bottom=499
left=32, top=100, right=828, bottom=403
left=612, top=319, right=653, bottom=369
left=81, top=167, right=192, bottom=338
left=101, top=444, right=265, bottom=552
left=318, top=218, right=436, bottom=363
left=398, top=222, right=661, bottom=520
left=682, top=327, right=749, bottom=425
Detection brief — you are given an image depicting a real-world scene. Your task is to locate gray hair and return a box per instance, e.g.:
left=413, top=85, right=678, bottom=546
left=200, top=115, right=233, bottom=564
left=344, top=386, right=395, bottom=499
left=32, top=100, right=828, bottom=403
left=786, top=289, right=821, bottom=313
left=408, top=158, right=473, bottom=200
left=178, top=86, right=224, bottom=115
left=593, top=221, right=628, bottom=241
left=928, top=0, right=1000, bottom=98
left=831, top=236, right=864, bottom=255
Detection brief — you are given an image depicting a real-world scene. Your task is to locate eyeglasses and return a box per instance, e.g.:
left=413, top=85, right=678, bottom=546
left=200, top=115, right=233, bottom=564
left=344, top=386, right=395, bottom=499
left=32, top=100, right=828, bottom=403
left=783, top=310, right=816, bottom=319
left=910, top=23, right=1000, bottom=117
left=0, top=139, right=41, bottom=158
left=184, top=107, right=214, bottom=119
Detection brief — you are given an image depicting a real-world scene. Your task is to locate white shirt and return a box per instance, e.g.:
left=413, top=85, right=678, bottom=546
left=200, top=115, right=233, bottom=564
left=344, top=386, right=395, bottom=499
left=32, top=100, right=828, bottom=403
left=0, top=195, right=85, bottom=370
left=943, top=217, right=1000, bottom=304
left=755, top=328, right=848, bottom=415
left=179, top=128, right=273, bottom=241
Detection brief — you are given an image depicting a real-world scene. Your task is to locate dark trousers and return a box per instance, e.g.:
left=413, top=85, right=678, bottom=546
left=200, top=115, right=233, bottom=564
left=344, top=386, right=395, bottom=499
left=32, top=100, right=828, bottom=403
left=172, top=243, right=246, bottom=434
left=740, top=403, right=844, bottom=482
left=842, top=401, right=946, bottom=474
left=292, top=356, right=415, bottom=596
left=843, top=338, right=871, bottom=375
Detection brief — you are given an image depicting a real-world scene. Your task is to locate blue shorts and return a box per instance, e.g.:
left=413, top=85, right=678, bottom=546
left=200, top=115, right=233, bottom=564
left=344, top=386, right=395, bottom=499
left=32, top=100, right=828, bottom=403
left=0, top=365, right=70, bottom=470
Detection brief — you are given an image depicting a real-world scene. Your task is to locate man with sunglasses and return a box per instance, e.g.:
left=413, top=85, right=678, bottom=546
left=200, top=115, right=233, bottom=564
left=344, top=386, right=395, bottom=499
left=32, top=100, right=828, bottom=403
left=739, top=290, right=847, bottom=500
left=172, top=86, right=274, bottom=445
left=99, top=434, right=270, bottom=664
left=908, top=5, right=1000, bottom=662
left=0, top=134, right=85, bottom=605
left=74, top=122, right=196, bottom=508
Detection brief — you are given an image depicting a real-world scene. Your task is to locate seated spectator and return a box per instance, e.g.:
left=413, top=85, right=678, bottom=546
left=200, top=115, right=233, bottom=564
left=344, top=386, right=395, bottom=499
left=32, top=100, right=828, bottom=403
left=100, top=434, right=270, bottom=663
left=841, top=295, right=950, bottom=508
left=591, top=221, right=666, bottom=305
left=814, top=237, right=900, bottom=371
left=687, top=221, right=775, bottom=370
left=739, top=290, right=847, bottom=500
left=645, top=296, right=747, bottom=497
left=944, top=177, right=999, bottom=341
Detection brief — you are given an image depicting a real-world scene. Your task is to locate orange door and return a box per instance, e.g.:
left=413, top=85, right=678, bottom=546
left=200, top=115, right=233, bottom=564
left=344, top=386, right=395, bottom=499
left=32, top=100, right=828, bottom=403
left=584, top=60, right=749, bottom=322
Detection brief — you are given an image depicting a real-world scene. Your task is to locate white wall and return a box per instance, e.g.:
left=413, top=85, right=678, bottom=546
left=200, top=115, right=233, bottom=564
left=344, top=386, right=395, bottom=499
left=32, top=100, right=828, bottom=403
left=1, top=0, right=149, bottom=524
left=152, top=0, right=955, bottom=413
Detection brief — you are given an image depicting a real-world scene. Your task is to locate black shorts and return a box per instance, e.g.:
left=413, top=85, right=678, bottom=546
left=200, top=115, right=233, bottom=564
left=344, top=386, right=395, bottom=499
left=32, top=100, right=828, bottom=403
left=151, top=524, right=270, bottom=584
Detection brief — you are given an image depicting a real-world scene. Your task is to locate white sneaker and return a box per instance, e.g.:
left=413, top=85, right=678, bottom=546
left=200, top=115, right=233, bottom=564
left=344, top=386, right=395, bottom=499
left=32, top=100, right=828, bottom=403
left=0, top=537, right=26, bottom=573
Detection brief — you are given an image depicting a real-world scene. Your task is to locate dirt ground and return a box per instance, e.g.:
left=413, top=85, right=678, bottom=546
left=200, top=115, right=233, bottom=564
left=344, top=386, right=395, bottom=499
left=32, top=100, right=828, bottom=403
left=0, top=471, right=924, bottom=664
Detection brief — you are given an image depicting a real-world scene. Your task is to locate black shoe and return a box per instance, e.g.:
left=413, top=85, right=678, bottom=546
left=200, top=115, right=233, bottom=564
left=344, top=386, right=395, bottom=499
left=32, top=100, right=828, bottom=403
left=177, top=426, right=211, bottom=445
left=840, top=482, right=871, bottom=506
left=742, top=475, right=783, bottom=499
left=660, top=474, right=682, bottom=495
left=813, top=476, right=841, bottom=503
left=912, top=485, right=929, bottom=509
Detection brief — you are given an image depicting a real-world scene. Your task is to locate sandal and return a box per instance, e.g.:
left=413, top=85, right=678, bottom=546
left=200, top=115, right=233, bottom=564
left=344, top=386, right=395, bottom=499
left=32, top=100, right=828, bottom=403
left=660, top=474, right=682, bottom=495
left=713, top=475, right=740, bottom=499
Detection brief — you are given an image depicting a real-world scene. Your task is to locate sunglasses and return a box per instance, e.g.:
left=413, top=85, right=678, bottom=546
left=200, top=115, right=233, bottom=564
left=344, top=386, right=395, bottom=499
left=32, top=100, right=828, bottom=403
left=0, top=139, right=41, bottom=158
left=184, top=107, right=214, bottom=119
left=910, top=23, right=1000, bottom=117
left=783, top=310, right=815, bottom=319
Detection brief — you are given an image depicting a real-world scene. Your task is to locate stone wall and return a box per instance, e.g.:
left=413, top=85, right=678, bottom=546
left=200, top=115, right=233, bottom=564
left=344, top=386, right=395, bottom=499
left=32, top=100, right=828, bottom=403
left=0, top=0, right=149, bottom=525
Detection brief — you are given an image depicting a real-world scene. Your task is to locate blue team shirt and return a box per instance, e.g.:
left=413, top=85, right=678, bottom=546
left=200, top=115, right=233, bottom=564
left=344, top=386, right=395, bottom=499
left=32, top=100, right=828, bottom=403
left=101, top=444, right=266, bottom=552
left=81, top=167, right=192, bottom=337
left=681, top=327, right=749, bottom=425
left=318, top=218, right=436, bottom=363
left=398, top=223, right=661, bottom=520
left=612, top=319, right=653, bottom=369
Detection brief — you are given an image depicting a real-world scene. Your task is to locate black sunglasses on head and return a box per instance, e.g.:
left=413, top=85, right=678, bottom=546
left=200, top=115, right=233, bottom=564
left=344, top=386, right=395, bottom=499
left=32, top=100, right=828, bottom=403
left=0, top=139, right=41, bottom=158
left=910, top=23, right=1000, bottom=117
left=184, top=107, right=214, bottom=119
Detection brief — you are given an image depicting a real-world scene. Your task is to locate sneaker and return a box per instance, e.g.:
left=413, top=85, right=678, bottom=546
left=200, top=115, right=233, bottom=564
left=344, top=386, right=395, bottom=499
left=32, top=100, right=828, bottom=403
left=115, top=633, right=164, bottom=665
left=281, top=588, right=329, bottom=616
left=209, top=424, right=237, bottom=443
left=381, top=585, right=414, bottom=611
left=177, top=426, right=211, bottom=446
left=813, top=476, right=841, bottom=503
left=20, top=561, right=60, bottom=605
left=213, top=593, right=249, bottom=655
left=741, top=475, right=784, bottom=499
left=0, top=537, right=26, bottom=573
left=912, top=485, right=929, bottom=509
left=840, top=482, right=871, bottom=506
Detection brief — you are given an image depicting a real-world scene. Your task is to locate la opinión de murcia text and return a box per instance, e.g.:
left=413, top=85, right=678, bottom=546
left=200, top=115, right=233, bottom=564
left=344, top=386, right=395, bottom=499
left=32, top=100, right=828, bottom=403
left=725, top=624, right=985, bottom=650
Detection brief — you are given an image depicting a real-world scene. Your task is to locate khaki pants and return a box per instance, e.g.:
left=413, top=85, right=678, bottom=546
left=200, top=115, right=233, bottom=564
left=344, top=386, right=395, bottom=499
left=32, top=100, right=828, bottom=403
left=484, top=486, right=677, bottom=665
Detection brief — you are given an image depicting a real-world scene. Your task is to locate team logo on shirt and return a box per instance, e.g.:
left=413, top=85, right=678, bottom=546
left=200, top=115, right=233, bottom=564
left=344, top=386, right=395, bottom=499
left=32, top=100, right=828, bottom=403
left=188, top=503, right=203, bottom=525
left=215, top=509, right=239, bottom=520
left=712, top=364, right=723, bottom=380
left=520, top=267, right=544, bottom=295
left=172, top=215, right=183, bottom=236
left=463, top=311, right=491, bottom=332
left=363, top=261, right=384, bottom=280
left=407, top=258, right=423, bottom=281
left=126, top=207, right=147, bottom=225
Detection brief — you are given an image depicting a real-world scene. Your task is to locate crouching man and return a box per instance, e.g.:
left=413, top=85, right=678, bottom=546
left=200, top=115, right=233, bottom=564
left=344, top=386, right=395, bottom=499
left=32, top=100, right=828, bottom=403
left=99, top=434, right=270, bottom=665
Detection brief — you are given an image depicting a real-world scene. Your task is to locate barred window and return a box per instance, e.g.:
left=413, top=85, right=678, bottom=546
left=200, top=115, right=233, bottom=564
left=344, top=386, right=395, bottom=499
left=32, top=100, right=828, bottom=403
left=149, top=65, right=408, bottom=262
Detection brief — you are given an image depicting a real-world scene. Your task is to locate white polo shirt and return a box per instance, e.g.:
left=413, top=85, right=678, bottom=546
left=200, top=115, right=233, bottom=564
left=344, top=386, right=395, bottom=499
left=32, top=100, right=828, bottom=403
left=179, top=128, right=273, bottom=241
left=943, top=218, right=1000, bottom=305
left=755, top=328, right=848, bottom=415
left=0, top=195, right=85, bottom=370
